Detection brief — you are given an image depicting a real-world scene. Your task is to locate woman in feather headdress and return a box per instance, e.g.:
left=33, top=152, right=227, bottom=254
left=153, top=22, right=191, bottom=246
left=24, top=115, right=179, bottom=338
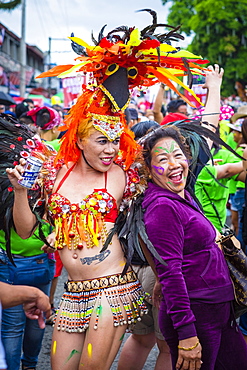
left=6, top=9, right=212, bottom=370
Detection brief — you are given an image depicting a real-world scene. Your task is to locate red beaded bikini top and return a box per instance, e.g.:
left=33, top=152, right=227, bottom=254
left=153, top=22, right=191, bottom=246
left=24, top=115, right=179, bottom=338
left=45, top=160, right=118, bottom=250
left=43, top=157, right=140, bottom=250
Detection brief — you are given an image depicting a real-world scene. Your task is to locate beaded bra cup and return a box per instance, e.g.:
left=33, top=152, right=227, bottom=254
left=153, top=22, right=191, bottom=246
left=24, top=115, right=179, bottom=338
left=48, top=188, right=118, bottom=250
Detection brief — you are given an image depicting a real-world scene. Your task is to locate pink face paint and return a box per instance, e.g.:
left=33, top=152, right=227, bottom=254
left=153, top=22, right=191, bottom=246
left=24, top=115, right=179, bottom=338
left=152, top=165, right=164, bottom=175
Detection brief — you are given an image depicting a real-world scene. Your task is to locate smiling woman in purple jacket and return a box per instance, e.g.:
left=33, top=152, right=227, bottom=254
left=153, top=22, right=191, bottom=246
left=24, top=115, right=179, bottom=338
left=141, top=125, right=247, bottom=370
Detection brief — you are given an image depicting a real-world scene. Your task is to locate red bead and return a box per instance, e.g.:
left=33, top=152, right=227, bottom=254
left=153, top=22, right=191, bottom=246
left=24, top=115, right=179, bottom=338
left=69, top=232, right=75, bottom=238
left=77, top=243, right=83, bottom=249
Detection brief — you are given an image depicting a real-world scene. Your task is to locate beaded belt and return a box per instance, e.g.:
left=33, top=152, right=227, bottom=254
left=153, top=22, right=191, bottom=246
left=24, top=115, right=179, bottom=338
left=64, top=270, right=137, bottom=292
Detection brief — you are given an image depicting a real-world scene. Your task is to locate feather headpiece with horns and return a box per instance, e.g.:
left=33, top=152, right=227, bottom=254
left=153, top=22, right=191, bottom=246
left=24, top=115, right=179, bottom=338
left=37, top=9, right=208, bottom=168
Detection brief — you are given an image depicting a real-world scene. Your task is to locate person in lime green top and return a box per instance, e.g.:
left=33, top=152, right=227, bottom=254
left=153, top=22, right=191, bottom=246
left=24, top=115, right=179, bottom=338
left=226, top=118, right=247, bottom=246
left=0, top=222, right=55, bottom=370
left=195, top=144, right=245, bottom=232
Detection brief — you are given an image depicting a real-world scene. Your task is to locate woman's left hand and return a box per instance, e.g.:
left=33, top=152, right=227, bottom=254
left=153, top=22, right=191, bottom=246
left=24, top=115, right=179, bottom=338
left=176, top=337, right=202, bottom=370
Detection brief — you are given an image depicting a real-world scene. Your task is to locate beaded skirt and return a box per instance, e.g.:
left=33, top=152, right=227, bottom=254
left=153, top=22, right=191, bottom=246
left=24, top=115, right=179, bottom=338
left=54, top=270, right=149, bottom=333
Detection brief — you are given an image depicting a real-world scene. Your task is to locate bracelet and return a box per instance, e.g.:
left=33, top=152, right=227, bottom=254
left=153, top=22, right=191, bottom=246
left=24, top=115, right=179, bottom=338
left=178, top=341, right=199, bottom=351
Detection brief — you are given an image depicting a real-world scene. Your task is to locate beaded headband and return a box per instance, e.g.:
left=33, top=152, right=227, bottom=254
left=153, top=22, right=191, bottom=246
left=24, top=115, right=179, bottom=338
left=91, top=114, right=123, bottom=141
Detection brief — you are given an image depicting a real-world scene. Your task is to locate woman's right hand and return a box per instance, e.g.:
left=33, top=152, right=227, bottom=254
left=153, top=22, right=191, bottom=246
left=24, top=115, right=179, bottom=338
left=6, top=158, right=26, bottom=190
left=176, top=336, right=202, bottom=370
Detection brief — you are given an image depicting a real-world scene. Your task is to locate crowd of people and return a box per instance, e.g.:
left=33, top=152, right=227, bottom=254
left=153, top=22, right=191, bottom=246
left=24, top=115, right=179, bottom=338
left=1, top=10, right=247, bottom=370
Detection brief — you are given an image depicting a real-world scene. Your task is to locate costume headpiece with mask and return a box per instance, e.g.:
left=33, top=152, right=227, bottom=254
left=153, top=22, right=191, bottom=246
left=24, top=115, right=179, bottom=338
left=37, top=9, right=208, bottom=170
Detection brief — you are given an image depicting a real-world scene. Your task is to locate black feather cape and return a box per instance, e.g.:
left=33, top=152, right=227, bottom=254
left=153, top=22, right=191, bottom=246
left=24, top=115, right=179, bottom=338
left=0, top=114, right=48, bottom=265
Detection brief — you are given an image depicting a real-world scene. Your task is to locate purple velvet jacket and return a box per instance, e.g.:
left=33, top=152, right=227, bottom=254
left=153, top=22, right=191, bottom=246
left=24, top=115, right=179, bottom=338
left=143, top=182, right=234, bottom=340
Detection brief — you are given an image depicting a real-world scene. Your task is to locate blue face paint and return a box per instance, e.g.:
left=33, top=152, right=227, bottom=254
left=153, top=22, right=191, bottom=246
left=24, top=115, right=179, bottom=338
left=152, top=165, right=164, bottom=175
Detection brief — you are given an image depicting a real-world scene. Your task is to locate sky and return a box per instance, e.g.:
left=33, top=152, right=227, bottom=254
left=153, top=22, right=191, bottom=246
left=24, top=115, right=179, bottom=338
left=0, top=0, right=190, bottom=66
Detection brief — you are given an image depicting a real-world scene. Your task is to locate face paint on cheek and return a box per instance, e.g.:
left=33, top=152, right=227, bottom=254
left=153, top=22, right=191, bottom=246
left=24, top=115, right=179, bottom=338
left=152, top=165, right=165, bottom=175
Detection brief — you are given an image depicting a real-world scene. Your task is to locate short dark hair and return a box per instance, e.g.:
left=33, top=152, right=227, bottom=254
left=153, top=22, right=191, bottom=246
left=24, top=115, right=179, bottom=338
left=15, top=102, right=29, bottom=118
left=22, top=98, right=34, bottom=104
left=131, top=120, right=160, bottom=140
left=166, top=99, right=187, bottom=113
left=143, top=125, right=190, bottom=170
left=128, top=108, right=138, bottom=120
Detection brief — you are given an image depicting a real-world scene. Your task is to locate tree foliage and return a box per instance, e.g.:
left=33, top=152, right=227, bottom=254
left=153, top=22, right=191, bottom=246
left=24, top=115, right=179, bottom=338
left=0, top=0, right=21, bottom=11
left=162, top=0, right=247, bottom=97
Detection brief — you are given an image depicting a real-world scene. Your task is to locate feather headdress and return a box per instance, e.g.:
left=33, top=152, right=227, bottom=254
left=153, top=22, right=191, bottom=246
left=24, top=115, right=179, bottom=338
left=36, top=9, right=208, bottom=168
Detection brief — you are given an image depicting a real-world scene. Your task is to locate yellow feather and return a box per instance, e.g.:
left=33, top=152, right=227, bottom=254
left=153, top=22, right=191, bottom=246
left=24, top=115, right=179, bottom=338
left=141, top=43, right=177, bottom=55
left=127, top=28, right=141, bottom=47
left=170, top=50, right=203, bottom=59
left=57, top=61, right=91, bottom=78
left=68, top=36, right=93, bottom=50
left=155, top=66, right=203, bottom=104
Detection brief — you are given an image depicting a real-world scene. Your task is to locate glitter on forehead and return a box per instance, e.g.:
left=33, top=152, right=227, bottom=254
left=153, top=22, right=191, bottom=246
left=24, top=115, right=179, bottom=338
left=91, top=113, right=124, bottom=141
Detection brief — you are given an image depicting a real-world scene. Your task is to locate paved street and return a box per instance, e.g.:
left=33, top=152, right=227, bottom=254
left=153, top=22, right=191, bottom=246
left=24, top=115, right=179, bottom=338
left=36, top=268, right=159, bottom=370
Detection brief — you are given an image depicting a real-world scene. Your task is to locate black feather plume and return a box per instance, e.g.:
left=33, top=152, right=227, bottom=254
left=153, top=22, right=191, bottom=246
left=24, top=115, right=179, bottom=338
left=136, top=9, right=157, bottom=26
left=70, top=32, right=88, bottom=56
left=0, top=114, right=48, bottom=264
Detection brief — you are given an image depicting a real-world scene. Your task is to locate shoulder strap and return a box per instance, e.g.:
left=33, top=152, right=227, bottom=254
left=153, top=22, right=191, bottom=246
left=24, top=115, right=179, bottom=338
left=201, top=184, right=224, bottom=229
left=104, top=171, right=107, bottom=188
left=56, top=162, right=76, bottom=193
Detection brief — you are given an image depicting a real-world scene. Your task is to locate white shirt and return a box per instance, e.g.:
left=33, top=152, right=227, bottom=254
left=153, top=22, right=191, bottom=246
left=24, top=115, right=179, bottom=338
left=0, top=303, right=7, bottom=370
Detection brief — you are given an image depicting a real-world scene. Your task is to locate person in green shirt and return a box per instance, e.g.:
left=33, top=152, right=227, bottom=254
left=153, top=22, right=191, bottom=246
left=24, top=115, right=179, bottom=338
left=226, top=118, right=246, bottom=244
left=195, top=144, right=245, bottom=232
left=0, top=222, right=55, bottom=370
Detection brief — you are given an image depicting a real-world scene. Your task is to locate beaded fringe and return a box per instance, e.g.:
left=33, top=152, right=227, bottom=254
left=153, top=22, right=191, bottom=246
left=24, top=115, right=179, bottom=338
left=55, top=281, right=148, bottom=333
